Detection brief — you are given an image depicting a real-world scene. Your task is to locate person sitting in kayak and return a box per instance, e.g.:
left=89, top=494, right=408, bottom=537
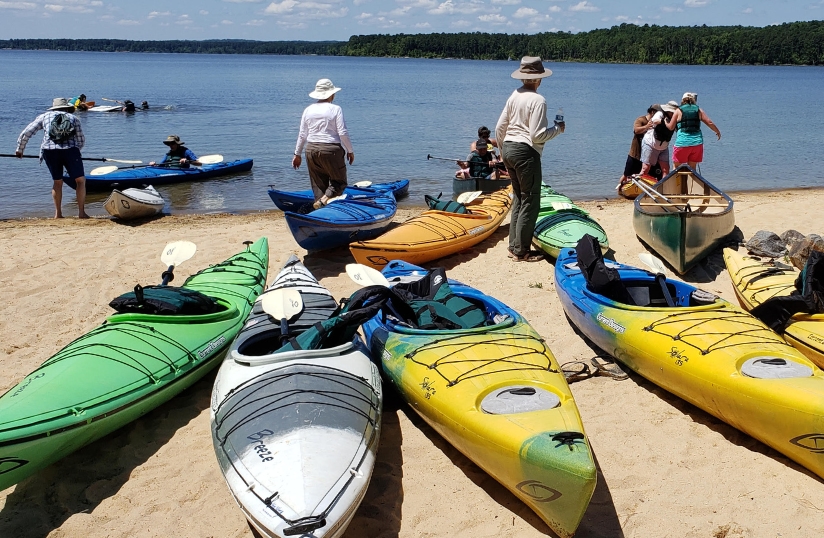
left=122, top=100, right=136, bottom=112
left=149, top=135, right=201, bottom=168
left=70, top=94, right=89, bottom=111
left=458, top=139, right=502, bottom=179
left=469, top=125, right=498, bottom=153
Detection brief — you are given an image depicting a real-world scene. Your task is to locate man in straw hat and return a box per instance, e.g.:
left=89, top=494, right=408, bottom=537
left=149, top=135, right=201, bottom=168
left=495, top=57, right=564, bottom=262
left=292, top=78, right=355, bottom=210
left=15, top=97, right=88, bottom=219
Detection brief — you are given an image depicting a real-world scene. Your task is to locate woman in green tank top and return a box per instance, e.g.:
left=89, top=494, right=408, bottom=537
left=665, top=92, right=721, bottom=170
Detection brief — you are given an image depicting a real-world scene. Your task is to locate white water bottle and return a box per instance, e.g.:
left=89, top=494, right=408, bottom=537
left=555, top=107, right=564, bottom=123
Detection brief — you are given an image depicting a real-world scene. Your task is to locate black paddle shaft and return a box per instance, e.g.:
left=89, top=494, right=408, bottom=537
left=1, top=153, right=127, bottom=163
left=161, top=265, right=175, bottom=286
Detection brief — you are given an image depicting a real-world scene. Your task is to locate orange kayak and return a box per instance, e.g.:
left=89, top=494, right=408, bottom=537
left=349, top=187, right=513, bottom=269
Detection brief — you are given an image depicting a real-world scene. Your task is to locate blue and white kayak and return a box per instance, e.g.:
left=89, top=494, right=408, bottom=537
left=284, top=195, right=397, bottom=251
left=65, top=159, right=253, bottom=192
left=268, top=179, right=409, bottom=212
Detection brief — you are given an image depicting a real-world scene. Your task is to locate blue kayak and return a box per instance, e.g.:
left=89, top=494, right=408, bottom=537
left=65, top=159, right=253, bottom=192
left=268, top=179, right=409, bottom=211
left=284, top=195, right=397, bottom=251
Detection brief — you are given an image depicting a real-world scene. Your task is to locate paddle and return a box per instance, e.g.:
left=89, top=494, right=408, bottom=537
left=638, top=253, right=676, bottom=307
left=353, top=181, right=373, bottom=188
left=456, top=191, right=483, bottom=204
left=427, top=154, right=462, bottom=163
left=1, top=154, right=142, bottom=164
left=101, top=97, right=124, bottom=104
left=345, top=263, right=390, bottom=288
left=260, top=288, right=303, bottom=337
left=90, top=154, right=224, bottom=176
left=160, top=240, right=197, bottom=286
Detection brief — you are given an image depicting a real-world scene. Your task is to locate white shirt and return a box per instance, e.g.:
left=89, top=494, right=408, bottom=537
left=294, top=102, right=354, bottom=155
left=495, top=87, right=560, bottom=156
left=642, top=111, right=669, bottom=151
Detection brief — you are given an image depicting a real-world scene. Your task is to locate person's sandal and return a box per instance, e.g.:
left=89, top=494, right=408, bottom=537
left=514, top=250, right=544, bottom=262
left=591, top=356, right=629, bottom=380
left=561, top=361, right=594, bottom=383
left=312, top=197, right=328, bottom=210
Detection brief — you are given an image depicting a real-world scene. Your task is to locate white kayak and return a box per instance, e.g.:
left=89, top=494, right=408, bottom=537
left=87, top=105, right=121, bottom=112
left=211, top=255, right=382, bottom=538
left=103, top=185, right=164, bottom=220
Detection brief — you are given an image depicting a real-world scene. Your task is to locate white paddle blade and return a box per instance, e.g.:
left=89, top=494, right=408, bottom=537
left=354, top=181, right=373, bottom=188
left=639, top=253, right=668, bottom=275
left=161, top=241, right=197, bottom=267
left=260, top=288, right=303, bottom=320
left=90, top=165, right=119, bottom=176
left=456, top=191, right=483, bottom=204
left=199, top=154, right=223, bottom=164
left=327, top=194, right=348, bottom=203
left=345, top=263, right=390, bottom=288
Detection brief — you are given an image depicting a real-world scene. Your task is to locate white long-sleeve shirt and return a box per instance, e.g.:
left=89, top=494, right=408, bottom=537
left=495, top=87, right=560, bottom=156
left=294, top=102, right=354, bottom=155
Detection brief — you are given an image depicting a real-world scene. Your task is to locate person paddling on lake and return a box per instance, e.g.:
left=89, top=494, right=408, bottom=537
left=149, top=135, right=201, bottom=168
left=665, top=92, right=721, bottom=170
left=15, top=97, right=88, bottom=219
left=495, top=56, right=564, bottom=262
left=292, top=78, right=354, bottom=210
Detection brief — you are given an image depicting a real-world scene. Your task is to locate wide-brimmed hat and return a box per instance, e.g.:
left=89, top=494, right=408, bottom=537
left=163, top=134, right=184, bottom=146
left=49, top=97, right=75, bottom=111
left=309, top=78, right=342, bottom=100
left=661, top=102, right=679, bottom=113
left=511, top=56, right=553, bottom=80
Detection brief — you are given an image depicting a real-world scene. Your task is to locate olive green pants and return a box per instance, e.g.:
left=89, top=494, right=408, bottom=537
left=502, top=141, right=542, bottom=257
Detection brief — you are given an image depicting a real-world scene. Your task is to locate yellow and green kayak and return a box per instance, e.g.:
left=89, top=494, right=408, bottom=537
left=724, top=248, right=824, bottom=369
left=555, top=247, right=824, bottom=480
left=361, top=260, right=596, bottom=538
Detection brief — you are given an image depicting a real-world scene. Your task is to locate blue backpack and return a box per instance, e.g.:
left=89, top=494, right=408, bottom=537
left=48, top=113, right=76, bottom=143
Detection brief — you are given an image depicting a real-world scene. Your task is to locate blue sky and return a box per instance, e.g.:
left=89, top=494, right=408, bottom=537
left=0, top=0, right=821, bottom=41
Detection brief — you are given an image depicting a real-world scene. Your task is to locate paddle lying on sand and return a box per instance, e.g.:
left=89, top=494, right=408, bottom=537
left=345, top=263, right=390, bottom=288
left=1, top=154, right=142, bottom=164
left=456, top=191, right=483, bottom=204
left=90, top=154, right=225, bottom=175
left=260, top=288, right=304, bottom=337
left=638, top=252, right=676, bottom=307
left=160, top=240, right=197, bottom=286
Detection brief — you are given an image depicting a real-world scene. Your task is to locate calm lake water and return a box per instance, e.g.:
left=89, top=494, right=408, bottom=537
left=1, top=50, right=822, bottom=219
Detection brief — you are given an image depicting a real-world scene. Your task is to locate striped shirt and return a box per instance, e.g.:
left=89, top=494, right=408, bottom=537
left=16, top=111, right=85, bottom=155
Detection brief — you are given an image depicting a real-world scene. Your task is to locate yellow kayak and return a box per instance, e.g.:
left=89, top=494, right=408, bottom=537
left=724, top=248, right=824, bottom=369
left=556, top=247, right=824, bottom=480
left=349, top=188, right=512, bottom=269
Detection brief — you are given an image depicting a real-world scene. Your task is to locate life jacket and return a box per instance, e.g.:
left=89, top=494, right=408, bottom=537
left=654, top=121, right=674, bottom=143
left=392, top=268, right=487, bottom=330
left=123, top=100, right=136, bottom=112
left=751, top=250, right=824, bottom=333
left=677, top=104, right=701, bottom=134
left=425, top=193, right=468, bottom=214
left=47, top=113, right=76, bottom=143
left=165, top=146, right=190, bottom=168
left=468, top=151, right=493, bottom=178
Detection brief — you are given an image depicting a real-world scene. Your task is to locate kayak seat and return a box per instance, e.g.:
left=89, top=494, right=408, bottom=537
left=620, top=280, right=680, bottom=307
left=109, top=284, right=225, bottom=315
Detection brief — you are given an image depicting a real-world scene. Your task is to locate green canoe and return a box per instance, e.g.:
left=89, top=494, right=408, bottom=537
left=0, top=238, right=268, bottom=491
left=532, top=185, right=609, bottom=258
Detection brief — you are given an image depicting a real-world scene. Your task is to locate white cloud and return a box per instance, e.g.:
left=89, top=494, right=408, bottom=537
left=491, top=0, right=519, bottom=4
left=399, top=0, right=438, bottom=8
left=221, top=19, right=233, bottom=24
left=245, top=18, right=266, bottom=25
left=569, top=1, right=599, bottom=12
left=415, top=21, right=431, bottom=27
left=450, top=18, right=471, bottom=27
left=662, top=6, right=684, bottom=12
left=44, top=3, right=93, bottom=12
left=117, top=19, right=140, bottom=25
left=0, top=1, right=36, bottom=8
left=353, top=0, right=369, bottom=4
left=479, top=13, right=505, bottom=22
left=548, top=5, right=561, bottom=12
left=429, top=0, right=485, bottom=15
left=355, top=11, right=371, bottom=18
left=615, top=15, right=628, bottom=21
left=200, top=10, right=209, bottom=15
left=742, top=7, right=752, bottom=13
left=264, top=0, right=298, bottom=13
left=684, top=0, right=708, bottom=6
left=148, top=11, right=171, bottom=18
left=224, top=0, right=263, bottom=3
left=512, top=6, right=537, bottom=18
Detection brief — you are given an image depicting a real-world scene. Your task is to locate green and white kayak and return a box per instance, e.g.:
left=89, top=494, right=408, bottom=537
left=0, top=238, right=268, bottom=491
left=532, top=185, right=609, bottom=258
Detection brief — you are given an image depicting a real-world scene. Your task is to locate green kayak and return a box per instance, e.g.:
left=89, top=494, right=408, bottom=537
left=0, top=238, right=268, bottom=491
left=532, top=185, right=609, bottom=258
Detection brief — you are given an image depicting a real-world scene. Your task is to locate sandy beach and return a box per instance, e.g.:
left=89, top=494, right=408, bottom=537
left=1, top=188, right=824, bottom=538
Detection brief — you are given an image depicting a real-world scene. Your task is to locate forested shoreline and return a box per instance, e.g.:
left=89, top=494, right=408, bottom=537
left=2, top=21, right=823, bottom=65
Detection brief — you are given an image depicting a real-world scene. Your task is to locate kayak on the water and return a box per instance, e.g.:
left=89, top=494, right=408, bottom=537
left=64, top=159, right=253, bottom=191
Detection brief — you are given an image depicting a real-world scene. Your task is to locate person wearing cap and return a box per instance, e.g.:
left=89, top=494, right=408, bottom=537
left=292, top=78, right=354, bottom=210
left=665, top=92, right=721, bottom=170
left=495, top=56, right=564, bottom=262
left=639, top=101, right=678, bottom=178
left=149, top=135, right=201, bottom=168
left=459, top=138, right=501, bottom=179
left=15, top=97, right=88, bottom=219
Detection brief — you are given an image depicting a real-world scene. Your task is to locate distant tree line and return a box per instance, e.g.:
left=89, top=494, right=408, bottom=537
left=2, top=21, right=823, bottom=65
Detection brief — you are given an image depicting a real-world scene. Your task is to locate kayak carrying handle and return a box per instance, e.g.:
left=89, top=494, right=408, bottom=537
left=551, top=431, right=585, bottom=451
left=283, top=517, right=327, bottom=536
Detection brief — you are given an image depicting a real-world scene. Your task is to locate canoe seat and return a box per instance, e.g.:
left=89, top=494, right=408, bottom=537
left=621, top=281, right=679, bottom=307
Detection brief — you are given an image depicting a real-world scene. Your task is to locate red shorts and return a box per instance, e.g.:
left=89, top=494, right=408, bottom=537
left=672, top=144, right=703, bottom=164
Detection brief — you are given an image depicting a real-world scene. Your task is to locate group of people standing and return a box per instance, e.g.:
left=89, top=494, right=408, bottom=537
left=620, top=92, right=722, bottom=187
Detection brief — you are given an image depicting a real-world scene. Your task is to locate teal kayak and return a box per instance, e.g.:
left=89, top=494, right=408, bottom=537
left=0, top=238, right=268, bottom=491
left=533, top=185, right=609, bottom=259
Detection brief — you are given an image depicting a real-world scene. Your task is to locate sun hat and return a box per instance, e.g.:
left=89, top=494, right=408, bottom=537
left=476, top=139, right=490, bottom=151
left=661, top=102, right=678, bottom=113
left=49, top=98, right=75, bottom=111
left=309, top=78, right=342, bottom=100
left=511, top=56, right=553, bottom=80
left=163, top=134, right=184, bottom=146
